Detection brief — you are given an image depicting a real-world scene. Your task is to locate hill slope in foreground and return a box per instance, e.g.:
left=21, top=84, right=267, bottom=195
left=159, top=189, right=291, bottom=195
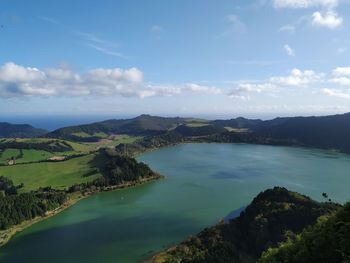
left=0, top=123, right=47, bottom=138
left=147, top=187, right=343, bottom=263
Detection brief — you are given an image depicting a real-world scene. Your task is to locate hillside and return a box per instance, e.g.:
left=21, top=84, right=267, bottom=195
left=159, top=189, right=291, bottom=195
left=147, top=187, right=340, bottom=263
left=259, top=202, right=350, bottom=263
left=46, top=115, right=190, bottom=141
left=0, top=123, right=47, bottom=138
left=44, top=112, right=350, bottom=152
left=252, top=113, right=350, bottom=152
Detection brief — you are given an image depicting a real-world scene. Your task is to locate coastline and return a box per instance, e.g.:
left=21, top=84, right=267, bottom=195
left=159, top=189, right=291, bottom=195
left=0, top=174, right=162, bottom=248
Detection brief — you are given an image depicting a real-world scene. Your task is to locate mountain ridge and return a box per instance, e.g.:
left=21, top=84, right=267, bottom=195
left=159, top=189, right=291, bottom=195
left=0, top=122, right=47, bottom=138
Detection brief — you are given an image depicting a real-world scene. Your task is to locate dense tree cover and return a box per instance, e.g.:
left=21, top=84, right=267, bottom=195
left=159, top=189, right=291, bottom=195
left=0, top=123, right=47, bottom=138
left=174, top=125, right=227, bottom=137
left=115, top=131, right=185, bottom=156
left=0, top=140, right=73, bottom=152
left=67, top=150, right=160, bottom=192
left=149, top=187, right=340, bottom=263
left=259, top=202, right=350, bottom=263
left=251, top=113, right=350, bottom=152
left=211, top=117, right=262, bottom=129
left=0, top=176, right=21, bottom=196
left=0, top=180, right=66, bottom=230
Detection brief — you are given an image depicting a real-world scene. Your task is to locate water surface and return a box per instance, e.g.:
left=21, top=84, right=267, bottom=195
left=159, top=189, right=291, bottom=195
left=1, top=143, right=350, bottom=262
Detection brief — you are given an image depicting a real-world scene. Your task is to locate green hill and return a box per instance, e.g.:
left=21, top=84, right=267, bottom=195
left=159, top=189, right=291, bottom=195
left=251, top=113, right=350, bottom=152
left=44, top=112, right=350, bottom=152
left=46, top=115, right=189, bottom=141
left=0, top=123, right=47, bottom=138
left=147, top=187, right=340, bottom=263
left=259, top=202, right=350, bottom=263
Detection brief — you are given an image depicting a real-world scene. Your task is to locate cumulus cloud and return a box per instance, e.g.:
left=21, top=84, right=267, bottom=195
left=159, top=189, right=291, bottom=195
left=273, top=0, right=344, bottom=30
left=228, top=68, right=325, bottom=100
left=311, top=10, right=343, bottom=29
left=284, top=44, right=296, bottom=56
left=323, top=88, right=350, bottom=99
left=228, top=83, right=276, bottom=100
left=332, top=67, right=350, bottom=77
left=329, top=67, right=350, bottom=86
left=0, top=62, right=223, bottom=99
left=273, top=0, right=338, bottom=9
left=270, top=68, right=323, bottom=86
left=224, top=66, right=350, bottom=100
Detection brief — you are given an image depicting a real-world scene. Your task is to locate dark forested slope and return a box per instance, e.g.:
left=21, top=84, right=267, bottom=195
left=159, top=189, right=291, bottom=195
left=0, top=123, right=47, bottom=138
left=148, top=187, right=340, bottom=263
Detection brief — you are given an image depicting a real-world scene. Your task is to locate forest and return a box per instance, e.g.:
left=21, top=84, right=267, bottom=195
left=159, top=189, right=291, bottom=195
left=0, top=176, right=66, bottom=230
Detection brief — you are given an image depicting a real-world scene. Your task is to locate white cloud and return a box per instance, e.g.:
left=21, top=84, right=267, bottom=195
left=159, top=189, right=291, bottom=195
left=270, top=68, right=323, bottom=86
left=311, top=10, right=343, bottom=29
left=87, top=44, right=126, bottom=58
left=332, top=67, right=350, bottom=77
left=184, top=83, right=222, bottom=95
left=330, top=77, right=350, bottom=86
left=279, top=24, right=296, bottom=33
left=330, top=67, right=350, bottom=86
left=78, top=32, right=126, bottom=58
left=228, top=83, right=276, bottom=100
left=323, top=88, right=350, bottom=98
left=273, top=0, right=338, bottom=9
left=284, top=44, right=296, bottom=56
left=0, top=62, right=223, bottom=99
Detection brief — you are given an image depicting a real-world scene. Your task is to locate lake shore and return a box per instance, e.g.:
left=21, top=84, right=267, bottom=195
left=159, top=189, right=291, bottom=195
left=0, top=174, right=162, bottom=248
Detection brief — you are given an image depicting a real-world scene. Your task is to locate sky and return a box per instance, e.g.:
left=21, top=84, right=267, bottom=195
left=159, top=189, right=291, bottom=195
left=1, top=0, right=350, bottom=119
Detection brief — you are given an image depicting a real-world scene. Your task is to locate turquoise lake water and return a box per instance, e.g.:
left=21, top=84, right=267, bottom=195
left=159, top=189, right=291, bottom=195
left=1, top=143, right=350, bottom=262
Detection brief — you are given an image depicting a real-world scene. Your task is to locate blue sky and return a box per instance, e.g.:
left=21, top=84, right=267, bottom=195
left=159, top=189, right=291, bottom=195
left=1, top=0, right=350, bottom=119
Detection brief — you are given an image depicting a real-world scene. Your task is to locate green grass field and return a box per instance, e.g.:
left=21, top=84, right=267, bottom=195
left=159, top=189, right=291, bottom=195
left=113, top=135, right=141, bottom=145
left=18, top=149, right=53, bottom=163
left=0, top=154, right=101, bottom=192
left=185, top=123, right=210, bottom=127
left=0, top=149, right=21, bottom=163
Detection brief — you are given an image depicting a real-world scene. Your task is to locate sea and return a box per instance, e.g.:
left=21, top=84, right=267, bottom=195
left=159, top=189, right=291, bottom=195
left=0, top=115, right=133, bottom=131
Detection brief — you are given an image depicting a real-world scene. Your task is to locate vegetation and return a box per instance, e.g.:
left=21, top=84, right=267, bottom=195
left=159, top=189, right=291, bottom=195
left=46, top=115, right=190, bottom=141
left=44, top=113, right=350, bottom=153
left=259, top=202, right=350, bottom=263
left=0, top=177, right=66, bottom=230
left=174, top=124, right=227, bottom=137
left=0, top=154, right=102, bottom=192
left=0, top=123, right=47, bottom=138
left=148, top=187, right=340, bottom=263
left=67, top=150, right=160, bottom=193
left=0, top=139, right=74, bottom=152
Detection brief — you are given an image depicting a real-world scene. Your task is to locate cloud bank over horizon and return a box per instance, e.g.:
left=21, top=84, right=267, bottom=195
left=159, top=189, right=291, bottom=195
left=2, top=62, right=350, bottom=103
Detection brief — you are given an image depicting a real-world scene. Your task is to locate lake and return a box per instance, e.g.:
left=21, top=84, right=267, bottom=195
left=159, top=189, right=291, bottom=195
left=1, top=143, right=350, bottom=262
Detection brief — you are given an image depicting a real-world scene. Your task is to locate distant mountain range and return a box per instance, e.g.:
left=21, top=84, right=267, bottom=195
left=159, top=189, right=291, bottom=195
left=0, top=123, right=47, bottom=138
left=2, top=113, right=350, bottom=152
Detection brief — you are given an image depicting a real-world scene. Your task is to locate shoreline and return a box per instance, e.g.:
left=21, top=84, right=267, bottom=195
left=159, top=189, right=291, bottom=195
left=0, top=175, right=162, bottom=248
